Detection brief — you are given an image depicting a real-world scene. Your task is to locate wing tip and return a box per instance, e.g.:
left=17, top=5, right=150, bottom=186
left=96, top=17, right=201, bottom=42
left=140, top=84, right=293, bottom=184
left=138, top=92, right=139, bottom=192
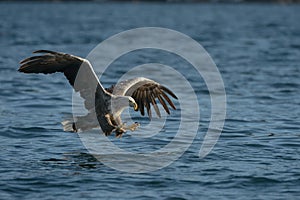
left=161, top=85, right=178, bottom=100
left=32, top=49, right=56, bottom=54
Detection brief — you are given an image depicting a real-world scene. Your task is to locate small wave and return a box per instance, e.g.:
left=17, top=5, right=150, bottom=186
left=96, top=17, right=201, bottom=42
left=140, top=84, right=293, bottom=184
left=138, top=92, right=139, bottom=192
left=229, top=175, right=281, bottom=186
left=271, top=82, right=299, bottom=88
left=2, top=126, right=55, bottom=139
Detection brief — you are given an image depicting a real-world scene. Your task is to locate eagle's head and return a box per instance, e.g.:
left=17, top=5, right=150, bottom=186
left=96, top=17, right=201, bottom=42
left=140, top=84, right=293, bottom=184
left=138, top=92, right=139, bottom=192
left=111, top=95, right=138, bottom=117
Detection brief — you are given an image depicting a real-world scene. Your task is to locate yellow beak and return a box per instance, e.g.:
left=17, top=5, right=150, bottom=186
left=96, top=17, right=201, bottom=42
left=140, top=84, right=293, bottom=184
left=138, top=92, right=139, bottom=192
left=130, top=101, right=138, bottom=111
left=134, top=103, right=138, bottom=111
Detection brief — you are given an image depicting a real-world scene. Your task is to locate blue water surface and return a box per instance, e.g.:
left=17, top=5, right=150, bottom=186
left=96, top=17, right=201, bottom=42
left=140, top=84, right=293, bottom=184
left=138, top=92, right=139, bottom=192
left=0, top=2, right=300, bottom=199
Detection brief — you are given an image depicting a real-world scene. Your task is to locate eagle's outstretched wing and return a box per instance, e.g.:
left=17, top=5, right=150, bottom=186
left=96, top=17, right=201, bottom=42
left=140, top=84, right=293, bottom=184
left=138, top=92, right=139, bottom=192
left=111, top=77, right=178, bottom=118
left=19, top=50, right=110, bottom=111
left=19, top=50, right=113, bottom=132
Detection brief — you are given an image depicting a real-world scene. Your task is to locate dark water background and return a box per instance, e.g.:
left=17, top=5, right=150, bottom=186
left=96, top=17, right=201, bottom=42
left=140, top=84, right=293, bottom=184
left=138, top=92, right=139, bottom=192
left=1, top=2, right=300, bottom=199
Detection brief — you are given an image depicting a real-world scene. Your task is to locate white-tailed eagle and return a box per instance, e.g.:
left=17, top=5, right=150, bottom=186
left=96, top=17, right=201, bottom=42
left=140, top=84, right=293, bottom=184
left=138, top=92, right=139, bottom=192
left=18, top=50, right=177, bottom=137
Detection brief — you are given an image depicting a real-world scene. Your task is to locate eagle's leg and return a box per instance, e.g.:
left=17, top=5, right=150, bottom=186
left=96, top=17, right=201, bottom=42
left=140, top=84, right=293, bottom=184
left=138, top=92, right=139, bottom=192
left=117, top=122, right=140, bottom=132
left=123, top=122, right=140, bottom=131
left=105, top=114, right=126, bottom=137
left=115, top=123, right=127, bottom=138
left=112, top=123, right=140, bottom=138
left=114, top=123, right=140, bottom=138
left=105, top=114, right=115, bottom=127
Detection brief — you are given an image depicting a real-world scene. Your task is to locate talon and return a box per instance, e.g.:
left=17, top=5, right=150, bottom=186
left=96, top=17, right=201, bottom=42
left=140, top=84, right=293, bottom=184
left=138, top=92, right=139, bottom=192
left=115, top=125, right=126, bottom=138
left=116, top=132, right=122, bottom=138
left=128, top=123, right=140, bottom=131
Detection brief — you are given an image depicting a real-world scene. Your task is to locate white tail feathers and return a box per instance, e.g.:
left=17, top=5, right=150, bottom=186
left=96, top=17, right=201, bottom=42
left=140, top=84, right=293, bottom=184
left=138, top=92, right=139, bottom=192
left=61, top=113, right=99, bottom=133
left=61, top=119, right=77, bottom=132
